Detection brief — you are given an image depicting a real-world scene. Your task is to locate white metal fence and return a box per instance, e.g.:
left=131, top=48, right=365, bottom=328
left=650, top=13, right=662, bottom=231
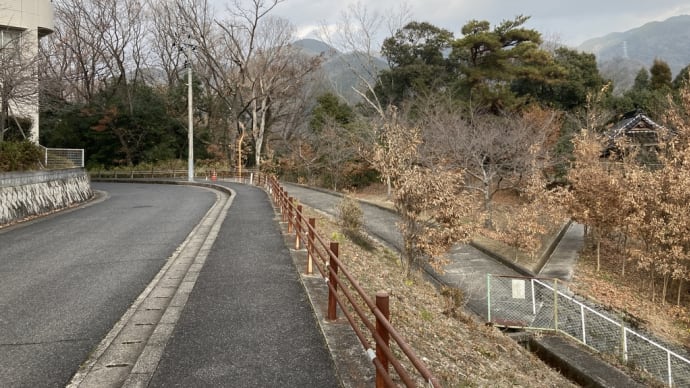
left=43, top=147, right=84, bottom=169
left=487, top=274, right=690, bottom=387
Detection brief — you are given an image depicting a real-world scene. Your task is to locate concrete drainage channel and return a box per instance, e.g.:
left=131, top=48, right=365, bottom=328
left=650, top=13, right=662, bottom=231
left=67, top=183, right=234, bottom=387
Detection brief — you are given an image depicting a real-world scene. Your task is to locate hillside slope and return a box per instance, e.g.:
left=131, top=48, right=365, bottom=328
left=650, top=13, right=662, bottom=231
left=578, top=15, right=690, bottom=93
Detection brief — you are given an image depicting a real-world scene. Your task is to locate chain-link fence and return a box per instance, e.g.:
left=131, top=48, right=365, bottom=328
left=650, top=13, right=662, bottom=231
left=487, top=274, right=690, bottom=387
left=43, top=148, right=84, bottom=169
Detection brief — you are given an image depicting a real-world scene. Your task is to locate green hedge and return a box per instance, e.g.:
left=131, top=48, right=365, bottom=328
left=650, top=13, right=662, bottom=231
left=0, top=141, right=43, bottom=172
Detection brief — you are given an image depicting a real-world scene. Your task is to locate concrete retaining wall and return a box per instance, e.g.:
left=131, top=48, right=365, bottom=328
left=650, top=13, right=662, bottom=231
left=0, top=169, right=93, bottom=226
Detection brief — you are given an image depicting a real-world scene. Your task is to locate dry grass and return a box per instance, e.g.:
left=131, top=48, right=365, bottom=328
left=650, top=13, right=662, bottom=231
left=346, top=185, right=690, bottom=384
left=569, top=242, right=690, bottom=350
left=301, top=205, right=575, bottom=387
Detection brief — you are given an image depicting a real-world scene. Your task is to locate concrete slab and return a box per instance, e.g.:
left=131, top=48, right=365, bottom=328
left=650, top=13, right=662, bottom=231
left=539, top=223, right=585, bottom=281
left=532, top=335, right=646, bottom=388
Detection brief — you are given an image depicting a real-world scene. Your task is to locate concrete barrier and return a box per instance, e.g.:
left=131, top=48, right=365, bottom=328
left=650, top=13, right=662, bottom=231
left=0, top=169, right=93, bottom=226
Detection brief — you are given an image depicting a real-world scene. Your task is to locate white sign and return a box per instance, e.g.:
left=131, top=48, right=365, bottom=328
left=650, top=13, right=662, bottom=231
left=512, top=279, right=526, bottom=299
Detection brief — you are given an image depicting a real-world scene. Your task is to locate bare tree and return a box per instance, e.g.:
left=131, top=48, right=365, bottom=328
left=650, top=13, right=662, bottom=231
left=318, top=1, right=410, bottom=115
left=0, top=27, right=41, bottom=142
left=311, top=116, right=356, bottom=190
left=317, top=3, right=412, bottom=197
left=147, top=0, right=190, bottom=88
left=183, top=0, right=319, bottom=171
left=418, top=97, right=560, bottom=227
left=44, top=0, right=107, bottom=104
left=45, top=0, right=147, bottom=106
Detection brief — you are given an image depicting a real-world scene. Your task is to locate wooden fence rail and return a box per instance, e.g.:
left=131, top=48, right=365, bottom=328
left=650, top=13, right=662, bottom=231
left=268, top=176, right=440, bottom=388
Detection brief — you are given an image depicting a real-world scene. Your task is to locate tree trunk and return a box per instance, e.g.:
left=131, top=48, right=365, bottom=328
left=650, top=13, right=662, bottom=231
left=596, top=239, right=601, bottom=272
left=483, top=181, right=493, bottom=229
left=662, top=273, right=669, bottom=305
left=621, top=233, right=628, bottom=277
left=253, top=96, right=268, bottom=171
left=649, top=264, right=656, bottom=303
left=237, top=131, right=245, bottom=177
left=678, top=278, right=684, bottom=306
left=0, top=100, right=8, bottom=142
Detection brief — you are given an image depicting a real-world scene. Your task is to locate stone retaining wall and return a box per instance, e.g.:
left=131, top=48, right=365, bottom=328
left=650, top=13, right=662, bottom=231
left=0, top=169, right=93, bottom=226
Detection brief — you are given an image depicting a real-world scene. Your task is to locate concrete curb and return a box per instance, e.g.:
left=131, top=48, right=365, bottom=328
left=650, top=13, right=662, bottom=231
left=269, top=182, right=375, bottom=387
left=89, top=178, right=358, bottom=386
left=67, top=182, right=234, bottom=387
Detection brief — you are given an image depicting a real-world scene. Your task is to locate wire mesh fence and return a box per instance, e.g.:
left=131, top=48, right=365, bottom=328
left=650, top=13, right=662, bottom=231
left=43, top=148, right=84, bottom=169
left=487, top=274, right=690, bottom=387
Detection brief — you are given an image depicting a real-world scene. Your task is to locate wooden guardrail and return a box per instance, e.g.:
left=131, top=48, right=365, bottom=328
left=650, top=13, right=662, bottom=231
left=268, top=176, right=440, bottom=388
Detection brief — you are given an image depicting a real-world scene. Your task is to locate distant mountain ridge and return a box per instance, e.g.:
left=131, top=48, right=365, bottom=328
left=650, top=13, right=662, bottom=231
left=292, top=38, right=339, bottom=58
left=577, top=15, right=690, bottom=92
left=292, top=39, right=388, bottom=104
left=294, top=15, right=690, bottom=99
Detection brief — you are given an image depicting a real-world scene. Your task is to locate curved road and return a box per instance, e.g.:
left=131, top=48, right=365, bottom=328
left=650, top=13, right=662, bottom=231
left=0, top=182, right=216, bottom=387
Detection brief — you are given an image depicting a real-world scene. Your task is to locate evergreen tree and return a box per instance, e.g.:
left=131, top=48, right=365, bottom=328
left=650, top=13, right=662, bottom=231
left=673, top=64, right=690, bottom=89
left=513, top=47, right=604, bottom=111
left=309, top=93, right=354, bottom=132
left=632, top=68, right=651, bottom=91
left=450, top=15, right=559, bottom=112
left=376, top=22, right=454, bottom=106
left=650, top=59, right=672, bottom=91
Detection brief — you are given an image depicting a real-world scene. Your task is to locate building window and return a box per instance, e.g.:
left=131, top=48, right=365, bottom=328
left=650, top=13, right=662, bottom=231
left=0, top=28, right=22, bottom=58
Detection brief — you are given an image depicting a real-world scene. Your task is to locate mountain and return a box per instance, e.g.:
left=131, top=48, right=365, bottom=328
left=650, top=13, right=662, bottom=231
left=577, top=15, right=690, bottom=93
left=292, top=38, right=339, bottom=58
left=293, top=39, right=388, bottom=104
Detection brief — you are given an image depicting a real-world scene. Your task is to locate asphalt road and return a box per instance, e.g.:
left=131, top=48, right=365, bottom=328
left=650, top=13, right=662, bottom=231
left=0, top=182, right=215, bottom=387
left=149, top=182, right=339, bottom=387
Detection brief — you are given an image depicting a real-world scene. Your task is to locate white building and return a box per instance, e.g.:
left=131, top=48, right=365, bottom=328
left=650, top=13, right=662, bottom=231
left=0, top=0, right=54, bottom=143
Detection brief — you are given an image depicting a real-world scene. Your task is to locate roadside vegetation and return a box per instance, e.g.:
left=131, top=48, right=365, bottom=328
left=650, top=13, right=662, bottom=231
left=303, top=203, right=575, bottom=387
left=11, top=0, right=688, bottom=382
left=0, top=141, right=42, bottom=172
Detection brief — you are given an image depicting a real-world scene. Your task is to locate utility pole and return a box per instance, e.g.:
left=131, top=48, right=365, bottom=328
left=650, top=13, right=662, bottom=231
left=186, top=43, right=194, bottom=182
left=174, top=37, right=196, bottom=182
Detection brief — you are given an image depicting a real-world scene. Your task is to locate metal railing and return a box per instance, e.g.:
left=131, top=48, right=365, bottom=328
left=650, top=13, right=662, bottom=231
left=268, top=177, right=440, bottom=388
left=487, top=274, right=690, bottom=387
left=42, top=147, right=84, bottom=169
left=90, top=168, right=264, bottom=183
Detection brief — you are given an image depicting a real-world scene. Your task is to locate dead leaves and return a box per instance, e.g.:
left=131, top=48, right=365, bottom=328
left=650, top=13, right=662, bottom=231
left=300, top=206, right=575, bottom=387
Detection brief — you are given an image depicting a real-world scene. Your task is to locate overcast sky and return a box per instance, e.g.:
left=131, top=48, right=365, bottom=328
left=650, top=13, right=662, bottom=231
left=263, top=0, right=690, bottom=47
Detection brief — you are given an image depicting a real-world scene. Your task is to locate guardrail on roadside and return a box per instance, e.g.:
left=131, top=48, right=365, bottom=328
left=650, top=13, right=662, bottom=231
left=268, top=176, right=440, bottom=388
left=90, top=169, right=264, bottom=183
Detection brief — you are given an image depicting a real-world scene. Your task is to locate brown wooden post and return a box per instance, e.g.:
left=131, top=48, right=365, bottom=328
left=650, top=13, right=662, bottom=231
left=375, top=291, right=390, bottom=388
left=287, top=197, right=294, bottom=233
left=307, top=218, right=315, bottom=275
left=282, top=191, right=288, bottom=222
left=295, top=205, right=303, bottom=249
left=327, top=242, right=339, bottom=321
